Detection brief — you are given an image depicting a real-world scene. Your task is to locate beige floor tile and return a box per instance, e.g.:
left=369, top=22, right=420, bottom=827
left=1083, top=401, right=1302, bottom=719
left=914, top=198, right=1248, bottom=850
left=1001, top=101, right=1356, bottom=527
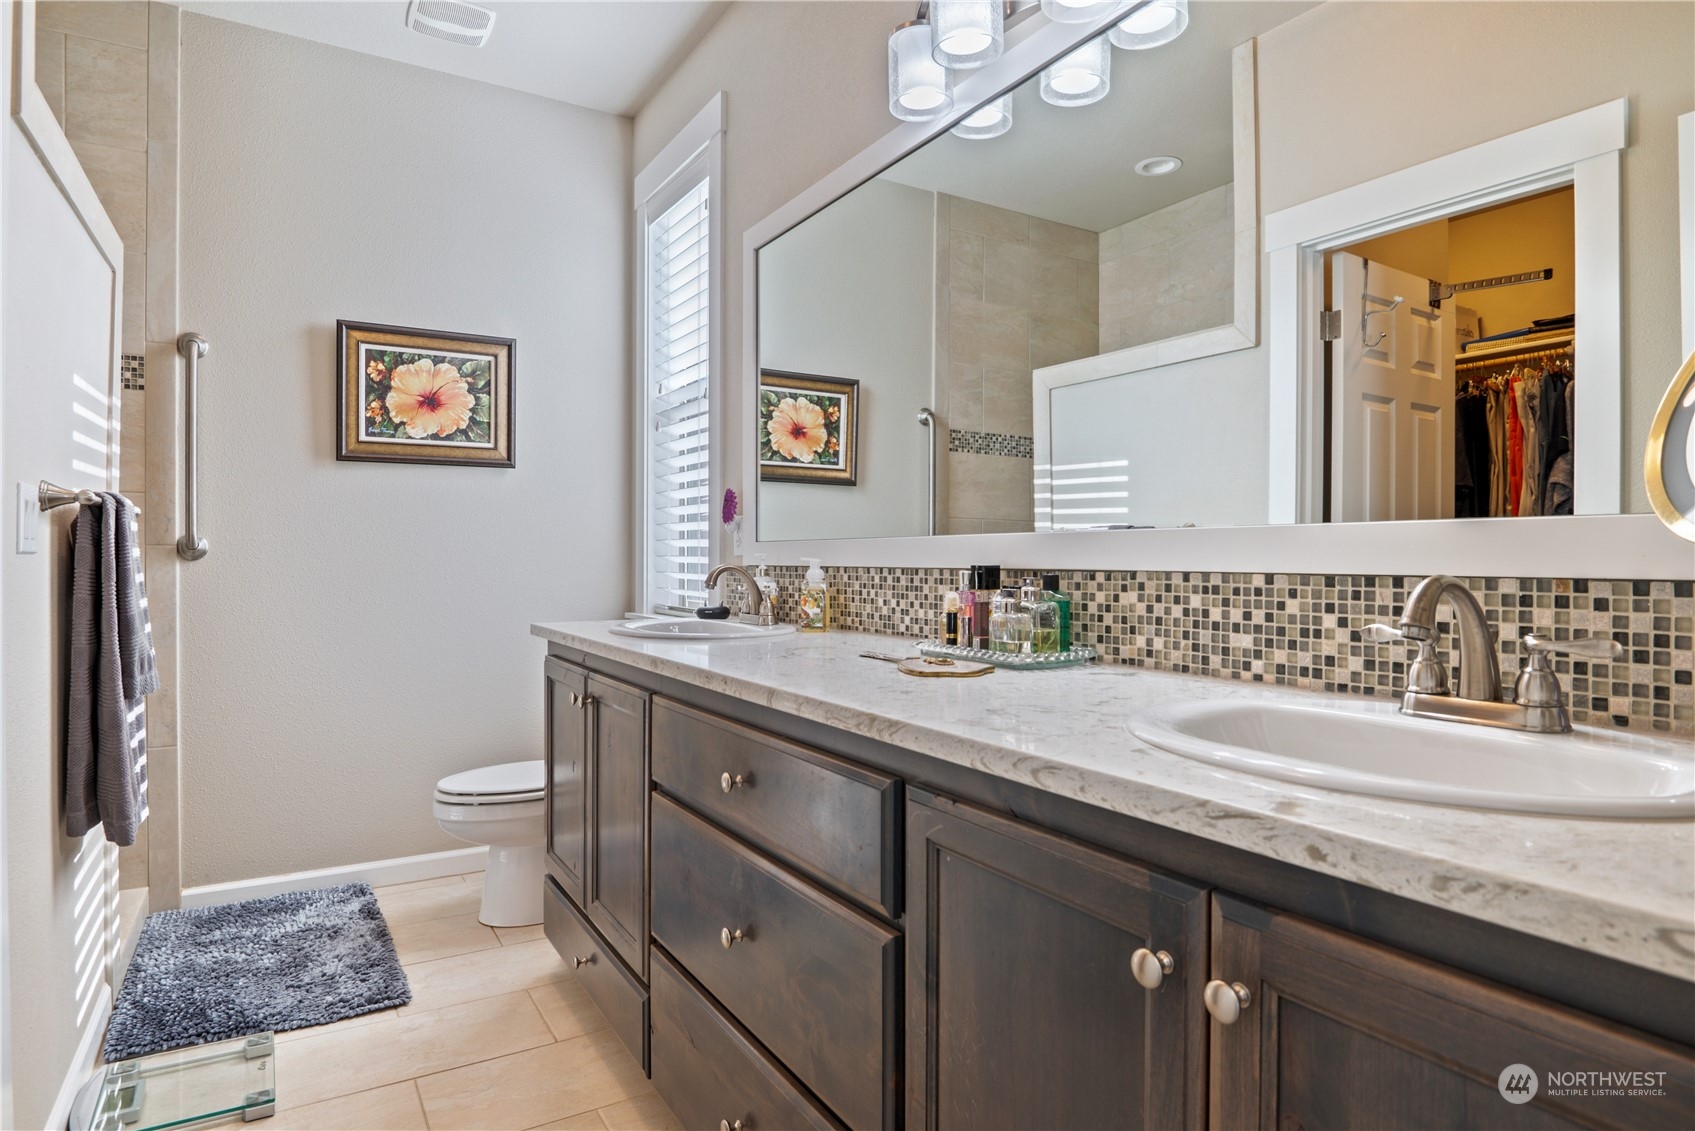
left=273, top=1004, right=401, bottom=1044
left=374, top=872, right=470, bottom=897
left=596, top=1093, right=682, bottom=1131
left=402, top=938, right=570, bottom=1013
left=415, top=1029, right=652, bottom=1131
left=388, top=912, right=501, bottom=965
left=278, top=991, right=553, bottom=1110
left=530, top=1114, right=607, bottom=1131
left=266, top=1081, right=427, bottom=1130
left=377, top=875, right=485, bottom=926
left=528, top=979, right=611, bottom=1042
left=495, top=923, right=547, bottom=946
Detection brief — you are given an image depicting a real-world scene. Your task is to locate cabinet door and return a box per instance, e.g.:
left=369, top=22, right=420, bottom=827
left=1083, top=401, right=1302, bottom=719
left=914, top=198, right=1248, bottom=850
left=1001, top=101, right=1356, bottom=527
left=1208, top=894, right=1695, bottom=1130
left=907, top=792, right=1209, bottom=1130
left=586, top=673, right=650, bottom=980
left=544, top=659, right=589, bottom=904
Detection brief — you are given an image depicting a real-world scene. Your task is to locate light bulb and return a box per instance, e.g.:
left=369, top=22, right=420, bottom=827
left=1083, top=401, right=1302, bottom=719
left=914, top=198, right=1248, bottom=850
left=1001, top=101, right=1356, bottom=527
left=1109, top=0, right=1189, bottom=50
left=951, top=95, right=1012, bottom=139
left=888, top=20, right=953, bottom=122
left=1040, top=36, right=1110, bottom=107
left=932, top=0, right=1004, bottom=70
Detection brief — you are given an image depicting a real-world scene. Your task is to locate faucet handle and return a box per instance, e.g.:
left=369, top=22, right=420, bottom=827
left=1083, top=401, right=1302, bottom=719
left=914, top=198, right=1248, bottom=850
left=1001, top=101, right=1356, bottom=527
left=1522, top=634, right=1623, bottom=662
left=1360, top=623, right=1450, bottom=695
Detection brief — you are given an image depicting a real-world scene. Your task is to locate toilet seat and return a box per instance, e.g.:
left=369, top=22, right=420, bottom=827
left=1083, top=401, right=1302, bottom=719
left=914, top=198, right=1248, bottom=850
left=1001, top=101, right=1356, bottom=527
left=434, top=760, right=544, bottom=806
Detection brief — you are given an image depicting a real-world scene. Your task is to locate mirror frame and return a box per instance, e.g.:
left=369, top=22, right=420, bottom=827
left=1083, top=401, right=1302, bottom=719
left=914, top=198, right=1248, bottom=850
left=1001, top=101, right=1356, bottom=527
left=740, top=5, right=1692, bottom=580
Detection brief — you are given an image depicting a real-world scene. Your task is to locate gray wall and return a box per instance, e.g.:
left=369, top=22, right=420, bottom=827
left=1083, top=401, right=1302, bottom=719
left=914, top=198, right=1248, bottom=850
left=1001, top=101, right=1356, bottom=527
left=178, top=14, right=630, bottom=886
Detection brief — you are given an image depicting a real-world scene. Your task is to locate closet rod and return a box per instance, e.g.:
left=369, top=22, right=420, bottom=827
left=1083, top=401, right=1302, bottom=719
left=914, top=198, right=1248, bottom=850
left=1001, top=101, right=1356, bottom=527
left=1456, top=330, right=1574, bottom=364
left=1456, top=344, right=1573, bottom=374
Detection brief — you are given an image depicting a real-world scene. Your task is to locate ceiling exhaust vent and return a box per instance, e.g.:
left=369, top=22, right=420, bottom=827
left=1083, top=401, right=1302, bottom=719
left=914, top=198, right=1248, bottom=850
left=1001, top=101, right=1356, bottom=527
left=404, top=0, right=496, bottom=48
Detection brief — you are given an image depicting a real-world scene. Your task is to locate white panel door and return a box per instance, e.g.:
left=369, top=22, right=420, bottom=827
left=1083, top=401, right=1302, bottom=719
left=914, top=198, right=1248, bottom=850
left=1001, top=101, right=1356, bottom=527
left=1330, top=252, right=1455, bottom=522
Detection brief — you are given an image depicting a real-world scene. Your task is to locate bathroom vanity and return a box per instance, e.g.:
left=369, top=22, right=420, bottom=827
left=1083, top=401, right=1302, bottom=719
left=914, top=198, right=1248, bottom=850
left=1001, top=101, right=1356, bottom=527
left=533, top=621, right=1694, bottom=1130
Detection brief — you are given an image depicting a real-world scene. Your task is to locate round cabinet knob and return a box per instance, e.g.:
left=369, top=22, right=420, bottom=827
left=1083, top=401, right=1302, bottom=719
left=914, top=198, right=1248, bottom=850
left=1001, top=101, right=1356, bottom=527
left=719, top=1120, right=745, bottom=1131
left=720, top=772, right=749, bottom=794
left=721, top=927, right=746, bottom=949
left=1203, top=979, right=1253, bottom=1025
left=1131, top=948, right=1174, bottom=990
left=572, top=955, right=593, bottom=969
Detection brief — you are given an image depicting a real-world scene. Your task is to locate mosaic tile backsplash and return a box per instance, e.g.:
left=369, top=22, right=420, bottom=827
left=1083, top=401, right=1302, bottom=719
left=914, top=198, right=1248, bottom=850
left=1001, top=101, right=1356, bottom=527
left=759, top=565, right=1694, bottom=734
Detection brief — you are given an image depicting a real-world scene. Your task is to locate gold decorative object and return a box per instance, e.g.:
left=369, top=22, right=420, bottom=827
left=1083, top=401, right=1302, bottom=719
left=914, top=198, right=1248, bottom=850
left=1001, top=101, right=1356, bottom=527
left=1644, top=349, right=1695, bottom=542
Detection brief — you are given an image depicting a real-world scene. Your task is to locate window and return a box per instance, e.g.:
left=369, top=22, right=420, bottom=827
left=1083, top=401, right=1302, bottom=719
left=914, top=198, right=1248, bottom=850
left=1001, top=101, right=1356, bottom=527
left=638, top=96, right=723, bottom=615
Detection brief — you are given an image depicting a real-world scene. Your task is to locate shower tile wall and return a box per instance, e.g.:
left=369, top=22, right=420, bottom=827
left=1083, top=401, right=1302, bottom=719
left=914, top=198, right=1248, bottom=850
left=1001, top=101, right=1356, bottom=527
left=41, top=1, right=183, bottom=900
left=761, top=565, right=1694, bottom=735
left=933, top=193, right=1097, bottom=535
left=1099, top=183, right=1234, bottom=352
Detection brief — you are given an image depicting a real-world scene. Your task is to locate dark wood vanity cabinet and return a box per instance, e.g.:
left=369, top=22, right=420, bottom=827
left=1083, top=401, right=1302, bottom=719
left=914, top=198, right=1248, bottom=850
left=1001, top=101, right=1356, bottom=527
left=584, top=672, right=650, bottom=979
left=544, top=658, right=588, bottom=904
left=1208, top=894, right=1695, bottom=1131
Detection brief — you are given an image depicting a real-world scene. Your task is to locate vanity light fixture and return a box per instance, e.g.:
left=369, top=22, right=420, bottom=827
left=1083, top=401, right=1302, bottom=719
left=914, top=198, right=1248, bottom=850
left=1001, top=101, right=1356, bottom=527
left=931, top=0, right=1005, bottom=70
left=1038, top=0, right=1121, bottom=23
left=1134, top=155, right=1182, bottom=176
left=1040, top=35, right=1110, bottom=107
left=951, top=95, right=1014, bottom=139
left=889, top=19, right=956, bottom=121
left=1109, top=0, right=1188, bottom=50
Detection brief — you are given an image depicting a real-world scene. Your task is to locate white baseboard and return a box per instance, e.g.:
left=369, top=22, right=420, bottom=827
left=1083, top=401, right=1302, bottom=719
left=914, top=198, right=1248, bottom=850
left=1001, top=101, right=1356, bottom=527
left=46, top=982, right=111, bottom=1131
left=180, top=846, right=487, bottom=909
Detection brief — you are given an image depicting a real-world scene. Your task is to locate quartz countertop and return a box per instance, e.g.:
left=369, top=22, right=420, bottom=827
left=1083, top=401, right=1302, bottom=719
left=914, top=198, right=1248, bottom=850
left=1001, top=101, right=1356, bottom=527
left=532, top=620, right=1695, bottom=981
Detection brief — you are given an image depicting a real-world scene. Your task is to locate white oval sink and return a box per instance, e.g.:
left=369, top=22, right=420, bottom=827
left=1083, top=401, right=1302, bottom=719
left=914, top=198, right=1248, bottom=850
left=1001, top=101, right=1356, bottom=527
left=609, top=618, right=797, bottom=641
left=1130, top=700, right=1694, bottom=818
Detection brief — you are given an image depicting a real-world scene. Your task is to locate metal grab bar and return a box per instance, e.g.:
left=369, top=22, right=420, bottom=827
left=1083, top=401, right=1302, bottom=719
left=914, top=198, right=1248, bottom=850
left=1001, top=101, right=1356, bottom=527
left=917, top=407, right=937, bottom=535
left=177, top=332, right=209, bottom=560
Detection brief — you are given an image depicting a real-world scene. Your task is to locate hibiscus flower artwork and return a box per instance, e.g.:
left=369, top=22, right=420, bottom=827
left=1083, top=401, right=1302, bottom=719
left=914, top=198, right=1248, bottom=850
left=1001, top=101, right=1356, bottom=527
left=337, top=321, right=515, bottom=467
left=758, top=370, right=858, bottom=485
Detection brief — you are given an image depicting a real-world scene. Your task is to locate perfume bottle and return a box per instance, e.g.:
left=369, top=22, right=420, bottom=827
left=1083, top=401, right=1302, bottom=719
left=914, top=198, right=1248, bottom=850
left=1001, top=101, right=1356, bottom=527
left=940, top=591, right=960, bottom=646
left=970, top=565, right=1002, bottom=649
left=1023, top=577, right=1061, bottom=654
left=988, top=586, right=1032, bottom=654
left=955, top=570, right=975, bottom=648
left=1041, top=572, right=1072, bottom=651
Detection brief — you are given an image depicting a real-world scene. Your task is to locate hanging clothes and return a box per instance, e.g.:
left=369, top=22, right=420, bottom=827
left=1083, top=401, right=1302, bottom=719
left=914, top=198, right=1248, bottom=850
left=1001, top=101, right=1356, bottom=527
left=1506, top=372, right=1525, bottom=516
left=1452, top=346, right=1573, bottom=518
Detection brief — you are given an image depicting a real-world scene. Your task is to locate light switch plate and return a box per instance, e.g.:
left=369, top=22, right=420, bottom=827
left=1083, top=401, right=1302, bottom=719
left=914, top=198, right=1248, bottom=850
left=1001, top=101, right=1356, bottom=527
left=16, top=482, right=40, bottom=554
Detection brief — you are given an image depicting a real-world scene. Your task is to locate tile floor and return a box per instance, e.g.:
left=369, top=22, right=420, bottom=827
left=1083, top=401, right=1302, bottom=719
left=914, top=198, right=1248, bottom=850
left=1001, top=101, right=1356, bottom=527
left=226, top=873, right=680, bottom=1131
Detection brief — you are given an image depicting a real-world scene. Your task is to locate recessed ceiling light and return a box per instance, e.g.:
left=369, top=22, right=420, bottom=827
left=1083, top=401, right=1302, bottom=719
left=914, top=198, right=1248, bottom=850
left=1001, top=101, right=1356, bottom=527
left=1135, top=156, right=1183, bottom=177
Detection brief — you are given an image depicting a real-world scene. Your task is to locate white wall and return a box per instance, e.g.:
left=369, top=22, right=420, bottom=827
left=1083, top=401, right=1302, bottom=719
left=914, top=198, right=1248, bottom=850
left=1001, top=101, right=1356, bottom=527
left=2, top=64, right=121, bottom=1131
left=758, top=177, right=934, bottom=541
left=178, top=14, right=630, bottom=886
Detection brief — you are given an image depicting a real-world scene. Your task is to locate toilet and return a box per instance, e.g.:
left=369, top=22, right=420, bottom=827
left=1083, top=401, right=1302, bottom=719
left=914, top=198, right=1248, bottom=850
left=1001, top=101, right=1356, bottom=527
left=433, top=760, right=546, bottom=927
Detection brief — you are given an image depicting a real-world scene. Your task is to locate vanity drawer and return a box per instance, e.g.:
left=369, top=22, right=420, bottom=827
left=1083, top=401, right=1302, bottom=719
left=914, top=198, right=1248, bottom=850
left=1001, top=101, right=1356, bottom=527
left=652, top=698, right=900, bottom=918
left=651, top=794, right=899, bottom=1131
left=542, top=876, right=648, bottom=1073
left=651, top=947, right=842, bottom=1131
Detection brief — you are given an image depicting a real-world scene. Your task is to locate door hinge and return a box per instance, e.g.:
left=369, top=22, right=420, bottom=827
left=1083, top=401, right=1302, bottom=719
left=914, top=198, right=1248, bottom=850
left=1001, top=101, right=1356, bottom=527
left=1319, top=309, right=1342, bottom=341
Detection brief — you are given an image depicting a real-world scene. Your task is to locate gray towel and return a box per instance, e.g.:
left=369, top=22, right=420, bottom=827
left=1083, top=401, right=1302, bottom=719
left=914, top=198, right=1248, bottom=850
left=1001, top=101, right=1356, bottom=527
left=65, top=492, right=158, bottom=846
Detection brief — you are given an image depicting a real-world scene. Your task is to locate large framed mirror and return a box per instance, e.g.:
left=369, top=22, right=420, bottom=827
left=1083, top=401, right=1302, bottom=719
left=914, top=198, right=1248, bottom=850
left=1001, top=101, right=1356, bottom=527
left=754, top=1, right=1292, bottom=542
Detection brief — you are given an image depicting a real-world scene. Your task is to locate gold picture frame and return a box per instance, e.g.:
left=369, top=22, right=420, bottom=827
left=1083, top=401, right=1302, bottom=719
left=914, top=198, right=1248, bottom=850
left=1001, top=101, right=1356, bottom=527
left=1644, top=349, right=1695, bottom=542
left=337, top=321, right=515, bottom=467
left=757, top=369, right=859, bottom=485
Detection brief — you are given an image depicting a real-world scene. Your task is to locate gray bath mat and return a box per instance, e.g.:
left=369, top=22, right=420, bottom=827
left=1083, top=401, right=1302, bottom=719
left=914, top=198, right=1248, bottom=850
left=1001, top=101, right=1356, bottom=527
left=104, top=882, right=411, bottom=1061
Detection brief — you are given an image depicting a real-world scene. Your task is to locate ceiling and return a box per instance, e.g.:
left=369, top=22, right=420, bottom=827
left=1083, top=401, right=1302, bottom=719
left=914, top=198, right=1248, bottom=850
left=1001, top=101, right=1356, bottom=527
left=180, top=0, right=730, bottom=116
left=881, top=1, right=1317, bottom=232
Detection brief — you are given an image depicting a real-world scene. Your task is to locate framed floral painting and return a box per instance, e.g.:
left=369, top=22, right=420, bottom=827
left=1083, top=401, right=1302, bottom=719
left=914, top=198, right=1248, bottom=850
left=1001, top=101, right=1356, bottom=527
left=758, top=370, right=859, bottom=485
left=337, top=321, right=515, bottom=467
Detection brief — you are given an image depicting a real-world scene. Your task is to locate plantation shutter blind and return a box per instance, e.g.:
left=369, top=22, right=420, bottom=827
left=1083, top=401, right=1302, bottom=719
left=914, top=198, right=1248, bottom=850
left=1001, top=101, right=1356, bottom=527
left=646, top=175, right=711, bottom=614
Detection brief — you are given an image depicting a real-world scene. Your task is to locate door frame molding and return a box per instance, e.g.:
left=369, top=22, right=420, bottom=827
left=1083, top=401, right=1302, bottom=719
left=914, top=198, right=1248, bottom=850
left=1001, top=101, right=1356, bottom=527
left=1264, top=98, right=1627, bottom=524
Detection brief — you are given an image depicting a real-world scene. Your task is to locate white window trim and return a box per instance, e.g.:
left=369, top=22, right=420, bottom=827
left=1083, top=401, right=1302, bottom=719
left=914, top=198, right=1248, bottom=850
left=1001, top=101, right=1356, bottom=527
left=633, top=93, right=725, bottom=615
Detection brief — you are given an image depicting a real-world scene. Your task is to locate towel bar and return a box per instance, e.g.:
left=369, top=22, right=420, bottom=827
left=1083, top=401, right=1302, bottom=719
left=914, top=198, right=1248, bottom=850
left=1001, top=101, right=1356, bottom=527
left=39, top=481, right=101, bottom=511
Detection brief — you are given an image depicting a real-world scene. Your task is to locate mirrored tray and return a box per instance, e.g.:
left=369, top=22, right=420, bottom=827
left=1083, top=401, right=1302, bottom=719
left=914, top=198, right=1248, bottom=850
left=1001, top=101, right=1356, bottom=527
left=917, top=642, right=1097, bottom=669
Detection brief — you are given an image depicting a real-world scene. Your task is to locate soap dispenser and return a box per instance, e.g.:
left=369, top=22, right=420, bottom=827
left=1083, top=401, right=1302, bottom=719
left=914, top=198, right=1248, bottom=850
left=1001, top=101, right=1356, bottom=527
left=799, top=558, right=828, bottom=632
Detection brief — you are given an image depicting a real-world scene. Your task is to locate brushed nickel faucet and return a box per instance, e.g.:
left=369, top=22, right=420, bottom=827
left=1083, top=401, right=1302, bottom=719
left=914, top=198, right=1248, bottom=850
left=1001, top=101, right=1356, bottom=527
left=704, top=564, right=778, bottom=627
left=1360, top=574, right=1621, bottom=734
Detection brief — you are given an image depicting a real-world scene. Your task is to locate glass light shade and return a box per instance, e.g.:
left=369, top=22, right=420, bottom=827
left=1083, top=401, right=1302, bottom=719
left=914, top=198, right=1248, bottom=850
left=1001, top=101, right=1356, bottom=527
left=951, top=95, right=1012, bottom=139
left=932, top=1, right=1004, bottom=70
left=1108, top=0, right=1189, bottom=49
left=1040, top=36, right=1110, bottom=107
left=888, top=21, right=954, bottom=121
left=1039, top=0, right=1121, bottom=23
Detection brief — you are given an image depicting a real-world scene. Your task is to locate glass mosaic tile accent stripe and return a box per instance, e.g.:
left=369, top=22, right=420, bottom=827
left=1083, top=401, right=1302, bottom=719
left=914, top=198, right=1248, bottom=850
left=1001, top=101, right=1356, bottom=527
left=759, top=565, right=1693, bottom=734
left=948, top=429, right=1034, bottom=459
left=121, top=353, right=145, bottom=391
